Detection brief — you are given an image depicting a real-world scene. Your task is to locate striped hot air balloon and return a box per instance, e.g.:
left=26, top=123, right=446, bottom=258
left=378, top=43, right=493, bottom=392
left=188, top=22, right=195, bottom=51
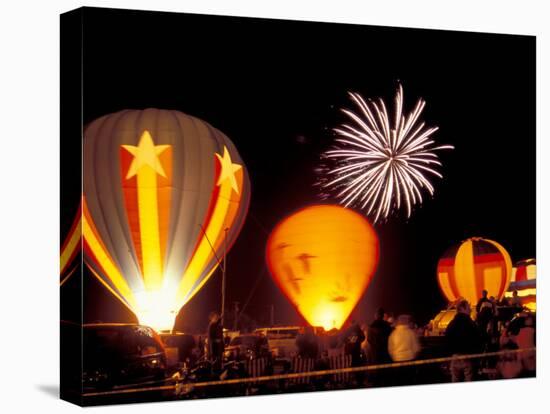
left=505, top=258, right=536, bottom=311
left=61, top=109, right=250, bottom=331
left=437, top=237, right=512, bottom=307
left=511, top=258, right=536, bottom=283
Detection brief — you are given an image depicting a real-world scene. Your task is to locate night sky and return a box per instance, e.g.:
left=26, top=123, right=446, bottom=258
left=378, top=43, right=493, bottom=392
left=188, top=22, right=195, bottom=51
left=61, top=7, right=535, bottom=332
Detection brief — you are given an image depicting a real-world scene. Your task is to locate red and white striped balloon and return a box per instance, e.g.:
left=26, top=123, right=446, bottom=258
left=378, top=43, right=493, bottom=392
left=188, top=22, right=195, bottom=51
left=437, top=237, right=512, bottom=306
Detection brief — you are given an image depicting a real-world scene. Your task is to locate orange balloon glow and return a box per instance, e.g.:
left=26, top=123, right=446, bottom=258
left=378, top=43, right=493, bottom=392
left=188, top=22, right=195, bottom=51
left=266, top=205, right=379, bottom=330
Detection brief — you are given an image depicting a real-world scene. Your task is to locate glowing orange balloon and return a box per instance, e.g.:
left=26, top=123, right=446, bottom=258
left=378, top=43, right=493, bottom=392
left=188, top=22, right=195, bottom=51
left=266, top=205, right=379, bottom=330
left=437, top=237, right=512, bottom=306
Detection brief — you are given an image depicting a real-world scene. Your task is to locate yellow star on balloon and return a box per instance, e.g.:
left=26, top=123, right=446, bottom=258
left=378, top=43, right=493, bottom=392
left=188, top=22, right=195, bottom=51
left=215, top=146, right=242, bottom=194
left=122, top=130, right=170, bottom=179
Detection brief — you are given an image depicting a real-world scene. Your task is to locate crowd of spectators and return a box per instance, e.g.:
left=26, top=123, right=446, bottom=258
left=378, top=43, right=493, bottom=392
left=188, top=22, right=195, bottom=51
left=291, top=290, right=535, bottom=384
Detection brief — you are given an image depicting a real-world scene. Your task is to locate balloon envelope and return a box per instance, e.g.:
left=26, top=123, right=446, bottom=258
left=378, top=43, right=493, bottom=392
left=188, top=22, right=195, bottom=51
left=266, top=205, right=379, bottom=330
left=81, top=109, right=250, bottom=331
left=505, top=258, right=536, bottom=311
left=437, top=237, right=512, bottom=306
left=511, top=258, right=536, bottom=282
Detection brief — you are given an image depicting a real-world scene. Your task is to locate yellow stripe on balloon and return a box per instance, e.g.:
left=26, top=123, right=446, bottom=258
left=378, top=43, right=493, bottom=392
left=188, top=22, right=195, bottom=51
left=175, top=179, right=233, bottom=305
left=176, top=147, right=243, bottom=305
left=135, top=164, right=164, bottom=290
left=121, top=131, right=170, bottom=292
left=487, top=239, right=513, bottom=296
left=60, top=216, right=81, bottom=276
left=437, top=272, right=456, bottom=302
left=183, top=189, right=242, bottom=305
left=180, top=266, right=218, bottom=307
left=454, top=240, right=477, bottom=305
left=86, top=262, right=136, bottom=314
left=483, top=267, right=504, bottom=298
left=82, top=202, right=137, bottom=310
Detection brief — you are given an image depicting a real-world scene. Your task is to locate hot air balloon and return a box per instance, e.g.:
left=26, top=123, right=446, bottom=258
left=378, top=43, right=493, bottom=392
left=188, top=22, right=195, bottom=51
left=504, top=258, right=536, bottom=311
left=75, top=109, right=250, bottom=331
left=511, top=258, right=536, bottom=283
left=437, top=237, right=512, bottom=307
left=266, top=205, right=379, bottom=331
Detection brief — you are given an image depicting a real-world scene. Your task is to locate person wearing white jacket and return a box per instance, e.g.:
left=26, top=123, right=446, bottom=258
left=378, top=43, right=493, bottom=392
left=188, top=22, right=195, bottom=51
left=388, top=315, right=421, bottom=362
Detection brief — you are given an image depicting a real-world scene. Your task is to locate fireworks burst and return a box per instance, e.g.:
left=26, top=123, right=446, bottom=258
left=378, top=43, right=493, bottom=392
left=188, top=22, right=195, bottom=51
left=316, top=85, right=454, bottom=223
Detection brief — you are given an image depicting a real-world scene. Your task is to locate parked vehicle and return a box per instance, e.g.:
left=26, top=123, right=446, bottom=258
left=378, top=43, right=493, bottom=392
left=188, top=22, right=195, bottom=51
left=223, top=329, right=241, bottom=346
left=427, top=308, right=457, bottom=336
left=82, top=323, right=167, bottom=392
left=223, top=334, right=270, bottom=361
left=158, top=332, right=197, bottom=368
left=254, top=326, right=300, bottom=358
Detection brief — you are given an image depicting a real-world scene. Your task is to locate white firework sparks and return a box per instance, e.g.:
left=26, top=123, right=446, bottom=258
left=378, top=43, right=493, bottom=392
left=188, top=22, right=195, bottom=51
left=317, top=85, right=454, bottom=223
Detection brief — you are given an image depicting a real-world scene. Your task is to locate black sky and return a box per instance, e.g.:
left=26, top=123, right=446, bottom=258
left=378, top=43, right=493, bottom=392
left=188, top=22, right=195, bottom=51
left=61, top=7, right=536, bottom=331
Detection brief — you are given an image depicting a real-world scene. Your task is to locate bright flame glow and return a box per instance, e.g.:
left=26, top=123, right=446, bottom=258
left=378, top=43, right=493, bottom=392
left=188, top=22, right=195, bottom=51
left=317, top=85, right=453, bottom=223
left=312, top=303, right=344, bottom=331
left=134, top=290, right=178, bottom=332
